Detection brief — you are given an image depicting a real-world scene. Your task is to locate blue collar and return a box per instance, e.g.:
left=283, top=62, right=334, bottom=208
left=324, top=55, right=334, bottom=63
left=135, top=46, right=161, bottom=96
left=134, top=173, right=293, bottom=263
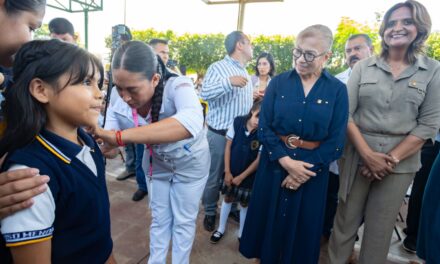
left=36, top=128, right=95, bottom=164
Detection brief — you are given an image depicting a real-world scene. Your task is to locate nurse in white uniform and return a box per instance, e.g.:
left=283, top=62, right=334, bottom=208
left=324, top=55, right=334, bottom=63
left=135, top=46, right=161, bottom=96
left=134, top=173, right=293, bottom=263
left=98, top=41, right=210, bottom=264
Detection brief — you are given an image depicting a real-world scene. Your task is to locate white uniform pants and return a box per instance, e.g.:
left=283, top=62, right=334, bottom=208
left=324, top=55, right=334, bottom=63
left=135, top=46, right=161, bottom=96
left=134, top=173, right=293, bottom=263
left=147, top=175, right=208, bottom=264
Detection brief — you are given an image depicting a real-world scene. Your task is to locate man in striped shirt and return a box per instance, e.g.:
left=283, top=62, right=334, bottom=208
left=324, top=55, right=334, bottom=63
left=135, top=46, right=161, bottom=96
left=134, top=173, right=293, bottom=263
left=200, top=31, right=254, bottom=231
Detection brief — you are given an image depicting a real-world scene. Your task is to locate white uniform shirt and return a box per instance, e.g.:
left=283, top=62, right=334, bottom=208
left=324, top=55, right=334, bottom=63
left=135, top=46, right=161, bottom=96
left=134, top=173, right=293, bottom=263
left=105, top=76, right=209, bottom=181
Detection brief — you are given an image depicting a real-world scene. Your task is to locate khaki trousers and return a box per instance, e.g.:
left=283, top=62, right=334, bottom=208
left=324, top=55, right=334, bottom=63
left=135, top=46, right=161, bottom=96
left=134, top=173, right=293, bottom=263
left=328, top=168, right=414, bottom=264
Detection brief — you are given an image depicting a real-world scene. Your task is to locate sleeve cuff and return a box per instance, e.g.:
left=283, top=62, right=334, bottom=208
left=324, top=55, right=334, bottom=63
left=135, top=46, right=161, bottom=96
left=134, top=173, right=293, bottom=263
left=4, top=226, right=54, bottom=247
left=410, top=126, right=438, bottom=142
left=171, top=111, right=203, bottom=138
left=266, top=146, right=288, bottom=161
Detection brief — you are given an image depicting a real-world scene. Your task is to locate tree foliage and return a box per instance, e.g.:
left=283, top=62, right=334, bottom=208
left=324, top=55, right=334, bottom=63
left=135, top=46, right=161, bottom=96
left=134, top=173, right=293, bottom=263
left=250, top=34, right=295, bottom=75
left=104, top=23, right=440, bottom=76
left=330, top=17, right=379, bottom=74
left=174, top=33, right=225, bottom=75
left=33, top=24, right=50, bottom=40
left=426, top=32, right=440, bottom=61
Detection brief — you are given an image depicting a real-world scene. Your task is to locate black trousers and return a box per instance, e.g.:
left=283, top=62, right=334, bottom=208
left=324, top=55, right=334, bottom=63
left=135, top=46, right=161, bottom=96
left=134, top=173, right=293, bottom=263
left=406, top=141, right=440, bottom=242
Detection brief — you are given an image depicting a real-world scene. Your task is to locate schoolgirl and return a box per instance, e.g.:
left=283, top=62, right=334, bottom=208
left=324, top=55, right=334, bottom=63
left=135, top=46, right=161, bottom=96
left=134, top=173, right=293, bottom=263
left=0, top=39, right=114, bottom=263
left=210, top=100, right=262, bottom=243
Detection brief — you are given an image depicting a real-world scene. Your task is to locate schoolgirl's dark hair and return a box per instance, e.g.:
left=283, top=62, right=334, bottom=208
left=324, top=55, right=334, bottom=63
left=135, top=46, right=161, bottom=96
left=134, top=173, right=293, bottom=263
left=246, top=99, right=262, bottom=120
left=4, top=0, right=46, bottom=15
left=111, top=40, right=177, bottom=122
left=254, top=52, right=275, bottom=77
left=0, top=39, right=103, bottom=157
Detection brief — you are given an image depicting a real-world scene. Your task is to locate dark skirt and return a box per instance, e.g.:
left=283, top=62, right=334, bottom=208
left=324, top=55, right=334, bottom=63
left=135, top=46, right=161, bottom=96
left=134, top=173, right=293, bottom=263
left=239, top=150, right=329, bottom=264
left=219, top=172, right=255, bottom=205
left=417, top=152, right=440, bottom=263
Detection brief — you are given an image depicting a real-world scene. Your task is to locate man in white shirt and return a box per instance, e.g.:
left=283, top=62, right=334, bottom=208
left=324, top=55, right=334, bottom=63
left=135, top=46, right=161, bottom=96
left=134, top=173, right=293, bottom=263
left=200, top=31, right=253, bottom=231
left=323, top=34, right=373, bottom=243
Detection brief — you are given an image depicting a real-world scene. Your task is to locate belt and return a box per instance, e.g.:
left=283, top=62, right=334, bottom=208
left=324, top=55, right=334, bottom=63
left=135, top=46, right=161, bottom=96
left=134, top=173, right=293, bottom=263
left=208, top=125, right=227, bottom=136
left=278, top=134, right=320, bottom=150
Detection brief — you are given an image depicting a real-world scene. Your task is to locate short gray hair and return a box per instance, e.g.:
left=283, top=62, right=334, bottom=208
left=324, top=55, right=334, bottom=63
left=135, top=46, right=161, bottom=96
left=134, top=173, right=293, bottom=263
left=296, top=24, right=333, bottom=51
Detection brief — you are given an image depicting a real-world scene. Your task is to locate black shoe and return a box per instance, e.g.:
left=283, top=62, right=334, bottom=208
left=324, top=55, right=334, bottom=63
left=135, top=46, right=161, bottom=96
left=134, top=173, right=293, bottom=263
left=203, top=215, right=216, bottom=232
left=229, top=211, right=240, bottom=223
left=402, top=237, right=417, bottom=254
left=210, top=231, right=224, bottom=244
left=132, top=189, right=148, bottom=201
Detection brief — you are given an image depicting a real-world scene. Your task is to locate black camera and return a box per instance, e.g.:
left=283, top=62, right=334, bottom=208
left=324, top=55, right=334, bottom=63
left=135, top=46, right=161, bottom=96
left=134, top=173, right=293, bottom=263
left=167, top=59, right=178, bottom=68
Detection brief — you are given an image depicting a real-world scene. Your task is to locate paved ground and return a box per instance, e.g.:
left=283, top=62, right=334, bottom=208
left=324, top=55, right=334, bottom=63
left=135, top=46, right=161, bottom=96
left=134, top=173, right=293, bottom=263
left=106, top=156, right=423, bottom=264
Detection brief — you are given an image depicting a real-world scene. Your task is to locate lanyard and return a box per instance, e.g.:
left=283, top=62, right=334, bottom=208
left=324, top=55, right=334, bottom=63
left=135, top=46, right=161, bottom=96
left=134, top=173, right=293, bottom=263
left=132, top=108, right=153, bottom=179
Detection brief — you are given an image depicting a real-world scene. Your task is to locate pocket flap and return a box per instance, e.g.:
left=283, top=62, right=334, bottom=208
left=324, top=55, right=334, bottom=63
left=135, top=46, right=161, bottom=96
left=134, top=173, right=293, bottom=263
left=408, top=80, right=427, bottom=93
left=359, top=78, right=378, bottom=85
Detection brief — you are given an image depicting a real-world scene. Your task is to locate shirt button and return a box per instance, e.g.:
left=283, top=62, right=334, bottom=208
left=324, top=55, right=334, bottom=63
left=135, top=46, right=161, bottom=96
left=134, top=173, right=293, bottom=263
left=285, top=198, right=288, bottom=201
left=293, top=153, right=297, bottom=156
left=386, top=100, right=390, bottom=104
left=281, top=95, right=285, bottom=99
left=283, top=214, right=286, bottom=217
left=298, top=119, right=302, bottom=122
left=303, top=101, right=306, bottom=104
left=269, top=152, right=272, bottom=155
left=336, top=148, right=339, bottom=151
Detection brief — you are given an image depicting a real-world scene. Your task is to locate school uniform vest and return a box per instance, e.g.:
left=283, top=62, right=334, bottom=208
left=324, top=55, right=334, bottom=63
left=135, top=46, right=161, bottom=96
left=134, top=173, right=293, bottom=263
left=1, top=129, right=112, bottom=263
left=230, top=116, right=260, bottom=188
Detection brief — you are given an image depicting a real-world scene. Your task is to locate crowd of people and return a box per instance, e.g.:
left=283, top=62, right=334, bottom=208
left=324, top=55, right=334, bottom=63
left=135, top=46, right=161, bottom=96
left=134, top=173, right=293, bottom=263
left=0, top=0, right=439, bottom=263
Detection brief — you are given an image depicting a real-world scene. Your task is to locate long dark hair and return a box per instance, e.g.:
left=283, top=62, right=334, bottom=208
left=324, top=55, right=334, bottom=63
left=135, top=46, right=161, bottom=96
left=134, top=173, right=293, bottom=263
left=4, top=0, right=46, bottom=14
left=111, top=40, right=177, bottom=122
left=0, top=39, right=103, bottom=157
left=254, top=52, right=275, bottom=77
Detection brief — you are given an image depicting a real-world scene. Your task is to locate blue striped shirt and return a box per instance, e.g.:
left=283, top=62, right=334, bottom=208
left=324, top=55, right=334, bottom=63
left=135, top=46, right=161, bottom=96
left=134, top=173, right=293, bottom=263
left=201, top=55, right=253, bottom=130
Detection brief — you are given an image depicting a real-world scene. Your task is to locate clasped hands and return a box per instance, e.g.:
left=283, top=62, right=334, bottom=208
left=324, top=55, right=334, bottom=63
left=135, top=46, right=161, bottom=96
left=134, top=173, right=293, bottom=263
left=224, top=171, right=244, bottom=187
left=279, top=157, right=316, bottom=191
left=360, top=151, right=400, bottom=181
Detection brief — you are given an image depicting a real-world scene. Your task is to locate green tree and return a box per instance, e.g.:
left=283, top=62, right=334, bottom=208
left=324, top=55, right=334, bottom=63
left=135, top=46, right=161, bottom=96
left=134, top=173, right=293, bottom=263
left=426, top=32, right=440, bottom=61
left=250, top=34, right=295, bottom=74
left=174, top=33, right=225, bottom=75
left=105, top=28, right=178, bottom=58
left=330, top=17, right=379, bottom=74
left=33, top=24, right=50, bottom=40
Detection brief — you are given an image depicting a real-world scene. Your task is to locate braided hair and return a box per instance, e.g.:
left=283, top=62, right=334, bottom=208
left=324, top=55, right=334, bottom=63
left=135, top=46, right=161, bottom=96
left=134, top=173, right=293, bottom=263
left=111, top=41, right=177, bottom=123
left=0, top=39, right=103, bottom=157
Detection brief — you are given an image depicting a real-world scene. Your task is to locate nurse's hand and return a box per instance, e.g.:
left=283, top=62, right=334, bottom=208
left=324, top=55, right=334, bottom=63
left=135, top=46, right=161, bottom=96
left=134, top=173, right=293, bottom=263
left=91, top=126, right=118, bottom=147
left=279, top=156, right=316, bottom=182
left=0, top=164, right=49, bottom=219
left=101, top=144, right=120, bottom=159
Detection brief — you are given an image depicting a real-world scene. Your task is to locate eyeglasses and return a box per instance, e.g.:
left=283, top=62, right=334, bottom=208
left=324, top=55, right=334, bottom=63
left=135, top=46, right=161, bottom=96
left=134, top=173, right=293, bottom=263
left=292, top=48, right=327, bottom=63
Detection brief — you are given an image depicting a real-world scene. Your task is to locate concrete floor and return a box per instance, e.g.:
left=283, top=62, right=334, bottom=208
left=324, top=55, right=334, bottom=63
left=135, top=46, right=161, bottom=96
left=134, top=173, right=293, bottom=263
left=105, top=157, right=423, bottom=264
